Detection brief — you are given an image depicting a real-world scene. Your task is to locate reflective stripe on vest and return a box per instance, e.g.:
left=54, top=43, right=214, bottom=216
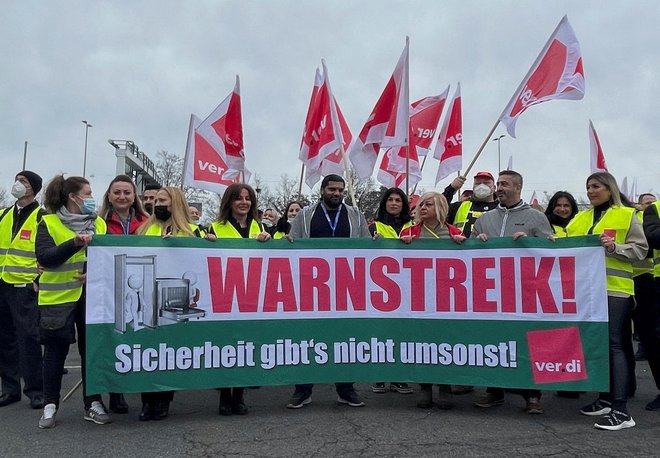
left=210, top=220, right=262, bottom=238
left=374, top=221, right=413, bottom=239
left=0, top=205, right=41, bottom=284
left=566, top=205, right=635, bottom=295
left=38, top=214, right=106, bottom=306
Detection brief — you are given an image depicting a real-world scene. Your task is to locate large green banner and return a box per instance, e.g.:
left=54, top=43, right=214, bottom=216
left=86, top=235, right=609, bottom=393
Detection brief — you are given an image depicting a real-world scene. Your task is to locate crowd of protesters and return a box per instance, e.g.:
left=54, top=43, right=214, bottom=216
left=1, top=168, right=659, bottom=432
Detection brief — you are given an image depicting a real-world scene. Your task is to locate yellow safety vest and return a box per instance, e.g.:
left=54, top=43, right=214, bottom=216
left=453, top=201, right=488, bottom=232
left=0, top=206, right=42, bottom=284
left=566, top=205, right=635, bottom=295
left=143, top=222, right=200, bottom=237
left=552, top=224, right=569, bottom=238
left=652, top=201, right=660, bottom=278
left=38, top=214, right=107, bottom=306
left=273, top=231, right=286, bottom=240
left=374, top=221, right=413, bottom=239
left=210, top=220, right=262, bottom=239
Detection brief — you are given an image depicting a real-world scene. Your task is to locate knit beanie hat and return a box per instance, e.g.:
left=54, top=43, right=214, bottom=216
left=16, top=170, right=43, bottom=194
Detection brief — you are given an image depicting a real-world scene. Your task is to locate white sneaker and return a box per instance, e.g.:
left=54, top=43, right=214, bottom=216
left=84, top=401, right=111, bottom=425
left=39, top=403, right=57, bottom=429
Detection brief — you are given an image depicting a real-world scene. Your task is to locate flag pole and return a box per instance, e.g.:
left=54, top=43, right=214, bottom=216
left=339, top=144, right=357, bottom=207
left=405, top=145, right=410, bottom=196
left=180, top=114, right=196, bottom=191
left=297, top=163, right=305, bottom=198
left=463, top=16, right=567, bottom=177
left=410, top=153, right=429, bottom=195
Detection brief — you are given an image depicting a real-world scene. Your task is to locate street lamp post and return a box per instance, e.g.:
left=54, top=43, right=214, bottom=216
left=492, top=134, right=505, bottom=172
left=82, top=120, right=93, bottom=178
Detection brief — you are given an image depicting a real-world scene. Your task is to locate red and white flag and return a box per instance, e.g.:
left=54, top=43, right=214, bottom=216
left=589, top=120, right=608, bottom=172
left=299, top=64, right=352, bottom=188
left=196, top=75, right=245, bottom=179
left=349, top=37, right=410, bottom=178
left=500, top=16, right=585, bottom=138
left=378, top=91, right=448, bottom=190
left=434, top=83, right=463, bottom=184
left=182, top=114, right=240, bottom=194
left=530, top=190, right=540, bottom=205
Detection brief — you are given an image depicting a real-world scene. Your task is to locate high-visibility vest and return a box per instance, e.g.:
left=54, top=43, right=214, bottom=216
left=632, top=210, right=653, bottom=277
left=374, top=220, right=413, bottom=239
left=652, top=201, right=660, bottom=278
left=143, top=222, right=200, bottom=237
left=453, top=201, right=490, bottom=233
left=38, top=214, right=107, bottom=306
left=551, top=224, right=569, bottom=238
left=273, top=231, right=286, bottom=240
left=0, top=205, right=42, bottom=284
left=566, top=205, right=636, bottom=295
left=210, top=220, right=262, bottom=239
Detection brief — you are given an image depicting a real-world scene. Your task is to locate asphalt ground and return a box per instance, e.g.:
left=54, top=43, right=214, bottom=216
left=1, top=345, right=659, bottom=457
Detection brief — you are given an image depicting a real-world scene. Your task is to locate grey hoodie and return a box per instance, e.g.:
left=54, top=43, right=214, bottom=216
left=471, top=200, right=553, bottom=238
left=289, top=202, right=370, bottom=239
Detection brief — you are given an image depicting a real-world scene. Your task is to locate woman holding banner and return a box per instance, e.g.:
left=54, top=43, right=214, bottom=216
left=370, top=188, right=414, bottom=395
left=567, top=172, right=648, bottom=431
left=208, top=183, right=270, bottom=415
left=400, top=191, right=465, bottom=409
left=35, top=176, right=110, bottom=429
left=136, top=186, right=204, bottom=421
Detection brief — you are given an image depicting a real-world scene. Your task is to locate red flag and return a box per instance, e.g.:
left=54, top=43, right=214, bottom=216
left=530, top=190, right=540, bottom=205
left=500, top=16, right=585, bottom=138
left=182, top=114, right=239, bottom=194
left=378, top=91, right=448, bottom=190
left=349, top=37, right=409, bottom=178
left=196, top=75, right=245, bottom=179
left=589, top=120, right=608, bottom=173
left=299, top=64, right=352, bottom=188
left=434, top=83, right=463, bottom=184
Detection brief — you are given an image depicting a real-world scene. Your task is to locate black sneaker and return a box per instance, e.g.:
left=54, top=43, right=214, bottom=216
left=371, top=383, right=386, bottom=393
left=594, top=410, right=636, bottom=430
left=390, top=382, right=413, bottom=394
left=646, top=394, right=660, bottom=411
left=580, top=399, right=612, bottom=416
left=286, top=391, right=312, bottom=409
left=337, top=390, right=365, bottom=407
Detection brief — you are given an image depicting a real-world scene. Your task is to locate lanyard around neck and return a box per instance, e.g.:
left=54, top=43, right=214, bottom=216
left=423, top=223, right=441, bottom=239
left=321, top=203, right=342, bottom=236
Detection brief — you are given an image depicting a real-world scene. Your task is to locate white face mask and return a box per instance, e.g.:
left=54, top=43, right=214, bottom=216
left=473, top=183, right=492, bottom=201
left=11, top=181, right=27, bottom=199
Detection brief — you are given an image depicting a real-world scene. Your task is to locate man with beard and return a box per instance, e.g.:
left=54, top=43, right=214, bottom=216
left=471, top=170, right=552, bottom=414
left=141, top=184, right=161, bottom=215
left=286, top=174, right=370, bottom=409
left=447, top=171, right=498, bottom=238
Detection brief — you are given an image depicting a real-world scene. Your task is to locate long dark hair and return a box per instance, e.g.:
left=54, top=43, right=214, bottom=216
left=99, top=175, right=148, bottom=219
left=545, top=191, right=578, bottom=224
left=375, top=188, right=411, bottom=223
left=275, top=201, right=305, bottom=234
left=217, top=183, right=259, bottom=223
left=44, top=175, right=89, bottom=213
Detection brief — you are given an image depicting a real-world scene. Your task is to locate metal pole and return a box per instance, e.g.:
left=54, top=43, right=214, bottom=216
left=492, top=134, right=505, bottom=172
left=82, top=121, right=93, bottom=178
left=22, top=141, right=28, bottom=169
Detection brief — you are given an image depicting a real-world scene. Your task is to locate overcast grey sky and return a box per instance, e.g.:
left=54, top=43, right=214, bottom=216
left=1, top=0, right=659, bottom=203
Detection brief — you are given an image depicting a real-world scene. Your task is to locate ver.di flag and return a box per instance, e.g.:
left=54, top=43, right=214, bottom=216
left=196, top=75, right=245, bottom=180
left=499, top=16, right=585, bottom=138
left=182, top=114, right=239, bottom=194
left=349, top=37, right=409, bottom=178
left=378, top=91, right=448, bottom=190
left=589, top=120, right=608, bottom=173
left=434, top=83, right=463, bottom=184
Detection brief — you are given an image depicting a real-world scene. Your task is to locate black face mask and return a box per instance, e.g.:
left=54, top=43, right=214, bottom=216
left=144, top=203, right=154, bottom=215
left=154, top=205, right=171, bottom=221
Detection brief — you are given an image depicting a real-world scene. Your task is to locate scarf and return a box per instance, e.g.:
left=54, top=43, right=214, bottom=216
left=56, top=206, right=97, bottom=234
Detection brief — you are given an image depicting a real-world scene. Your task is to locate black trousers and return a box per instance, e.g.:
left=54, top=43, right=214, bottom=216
left=0, top=281, right=43, bottom=400
left=633, top=275, right=660, bottom=391
left=601, top=296, right=635, bottom=411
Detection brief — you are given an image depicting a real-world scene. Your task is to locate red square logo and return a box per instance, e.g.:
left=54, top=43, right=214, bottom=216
left=526, top=327, right=587, bottom=384
left=20, top=229, right=32, bottom=240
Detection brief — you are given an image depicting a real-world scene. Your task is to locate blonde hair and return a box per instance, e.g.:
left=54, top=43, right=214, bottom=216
left=586, top=172, right=623, bottom=207
left=415, top=192, right=448, bottom=226
left=137, top=187, right=194, bottom=236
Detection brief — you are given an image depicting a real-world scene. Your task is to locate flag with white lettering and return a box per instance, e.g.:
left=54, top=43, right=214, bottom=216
left=589, top=120, right=608, bottom=173
left=196, top=75, right=245, bottom=180
left=349, top=38, right=409, bottom=178
left=499, top=16, right=585, bottom=138
left=434, top=83, right=463, bottom=184
left=182, top=114, right=238, bottom=194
